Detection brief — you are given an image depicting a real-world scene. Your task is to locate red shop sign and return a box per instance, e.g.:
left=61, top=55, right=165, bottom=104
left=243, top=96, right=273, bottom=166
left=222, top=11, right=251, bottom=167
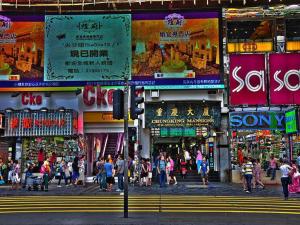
left=83, top=85, right=115, bottom=107
left=269, top=53, right=300, bottom=105
left=229, top=54, right=266, bottom=106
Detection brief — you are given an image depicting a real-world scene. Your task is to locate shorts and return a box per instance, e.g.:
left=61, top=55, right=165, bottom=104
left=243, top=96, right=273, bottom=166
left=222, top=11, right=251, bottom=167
left=106, top=177, right=114, bottom=184
left=148, top=172, right=152, bottom=179
left=201, top=171, right=208, bottom=179
left=169, top=171, right=174, bottom=177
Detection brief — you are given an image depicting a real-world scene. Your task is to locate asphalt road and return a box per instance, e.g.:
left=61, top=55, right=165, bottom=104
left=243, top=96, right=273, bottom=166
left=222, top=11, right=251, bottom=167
left=0, top=195, right=300, bottom=225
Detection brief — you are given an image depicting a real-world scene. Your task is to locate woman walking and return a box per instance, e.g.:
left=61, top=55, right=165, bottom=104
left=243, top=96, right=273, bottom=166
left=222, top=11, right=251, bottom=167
left=196, top=150, right=203, bottom=174
left=288, top=160, right=300, bottom=193
left=254, top=159, right=265, bottom=189
left=72, top=157, right=79, bottom=185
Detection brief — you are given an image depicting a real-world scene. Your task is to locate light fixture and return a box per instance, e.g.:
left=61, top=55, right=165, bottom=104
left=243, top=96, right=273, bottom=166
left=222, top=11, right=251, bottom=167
left=11, top=92, right=20, bottom=97
left=58, top=107, right=65, bottom=112
left=23, top=108, right=31, bottom=113
left=40, top=107, right=48, bottom=112
left=5, top=108, right=14, bottom=113
left=75, top=88, right=82, bottom=96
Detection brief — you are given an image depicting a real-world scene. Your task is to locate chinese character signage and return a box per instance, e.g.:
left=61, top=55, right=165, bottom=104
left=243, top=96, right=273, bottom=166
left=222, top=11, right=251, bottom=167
left=229, top=111, right=285, bottom=130
left=0, top=15, right=44, bottom=83
left=45, top=14, right=131, bottom=81
left=208, top=142, right=214, bottom=169
left=269, top=53, right=300, bottom=105
left=145, top=102, right=221, bottom=129
left=4, top=110, right=78, bottom=136
left=229, top=54, right=266, bottom=106
left=132, top=12, right=223, bottom=88
left=285, top=109, right=298, bottom=134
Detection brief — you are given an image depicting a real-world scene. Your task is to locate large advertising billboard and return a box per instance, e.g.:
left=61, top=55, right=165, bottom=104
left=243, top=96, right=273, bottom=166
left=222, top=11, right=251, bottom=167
left=132, top=12, right=223, bottom=89
left=0, top=15, right=44, bottom=85
left=269, top=53, right=300, bottom=105
left=229, top=54, right=266, bottom=106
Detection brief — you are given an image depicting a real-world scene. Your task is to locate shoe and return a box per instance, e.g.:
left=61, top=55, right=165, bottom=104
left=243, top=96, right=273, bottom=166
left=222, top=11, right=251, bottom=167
left=174, top=182, right=178, bottom=185
left=120, top=192, right=124, bottom=196
left=57, top=185, right=62, bottom=187
left=246, top=190, right=250, bottom=193
left=116, top=189, right=121, bottom=192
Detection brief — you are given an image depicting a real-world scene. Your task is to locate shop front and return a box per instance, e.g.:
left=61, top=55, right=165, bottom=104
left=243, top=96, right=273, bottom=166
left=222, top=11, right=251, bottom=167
left=80, top=85, right=134, bottom=176
left=4, top=108, right=80, bottom=172
left=145, top=101, right=221, bottom=174
left=229, top=110, right=287, bottom=184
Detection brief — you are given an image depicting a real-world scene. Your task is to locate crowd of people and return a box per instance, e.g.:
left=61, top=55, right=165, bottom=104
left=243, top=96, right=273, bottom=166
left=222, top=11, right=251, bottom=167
left=240, top=152, right=300, bottom=199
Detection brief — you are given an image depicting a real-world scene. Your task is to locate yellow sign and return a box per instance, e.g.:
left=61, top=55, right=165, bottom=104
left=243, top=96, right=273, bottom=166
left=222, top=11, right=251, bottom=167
left=287, top=41, right=300, bottom=51
left=227, top=42, right=273, bottom=53
left=84, top=112, right=132, bottom=123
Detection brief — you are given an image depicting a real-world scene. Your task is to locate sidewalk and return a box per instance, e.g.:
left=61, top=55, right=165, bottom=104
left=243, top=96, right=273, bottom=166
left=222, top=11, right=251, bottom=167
left=1, top=181, right=297, bottom=198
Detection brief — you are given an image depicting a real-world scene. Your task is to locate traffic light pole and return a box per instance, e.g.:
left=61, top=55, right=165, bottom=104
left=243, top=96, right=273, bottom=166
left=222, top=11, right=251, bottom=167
left=123, top=77, right=129, bottom=218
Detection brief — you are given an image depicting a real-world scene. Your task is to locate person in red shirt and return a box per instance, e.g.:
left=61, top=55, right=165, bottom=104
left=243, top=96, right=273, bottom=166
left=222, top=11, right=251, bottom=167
left=37, top=149, right=45, bottom=169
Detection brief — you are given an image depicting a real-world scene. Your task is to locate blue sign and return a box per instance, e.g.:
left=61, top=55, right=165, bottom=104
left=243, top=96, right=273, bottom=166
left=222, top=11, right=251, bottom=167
left=229, top=111, right=285, bottom=130
left=44, top=14, right=131, bottom=81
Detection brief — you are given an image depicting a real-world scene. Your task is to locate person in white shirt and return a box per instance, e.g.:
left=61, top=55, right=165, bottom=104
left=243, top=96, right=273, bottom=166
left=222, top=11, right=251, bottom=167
left=279, top=159, right=292, bottom=200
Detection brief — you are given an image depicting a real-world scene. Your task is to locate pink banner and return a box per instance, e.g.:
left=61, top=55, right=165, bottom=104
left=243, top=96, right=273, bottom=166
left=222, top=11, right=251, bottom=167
left=229, top=54, right=266, bottom=106
left=269, top=53, right=300, bottom=105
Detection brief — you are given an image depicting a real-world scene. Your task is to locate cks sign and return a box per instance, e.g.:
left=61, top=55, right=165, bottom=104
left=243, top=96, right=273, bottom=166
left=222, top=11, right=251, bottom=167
left=229, top=54, right=266, bottom=105
left=269, top=53, right=300, bottom=104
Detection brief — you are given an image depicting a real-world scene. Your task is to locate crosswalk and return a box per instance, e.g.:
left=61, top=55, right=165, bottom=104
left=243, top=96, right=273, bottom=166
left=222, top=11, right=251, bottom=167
left=0, top=196, right=300, bottom=215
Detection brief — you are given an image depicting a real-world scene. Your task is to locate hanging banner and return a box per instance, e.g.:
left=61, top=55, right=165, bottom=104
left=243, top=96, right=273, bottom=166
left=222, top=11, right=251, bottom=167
left=269, top=53, right=300, bottom=105
left=4, top=110, right=78, bottom=136
left=229, top=54, right=266, bottom=106
left=132, top=11, right=223, bottom=89
left=44, top=14, right=131, bottom=81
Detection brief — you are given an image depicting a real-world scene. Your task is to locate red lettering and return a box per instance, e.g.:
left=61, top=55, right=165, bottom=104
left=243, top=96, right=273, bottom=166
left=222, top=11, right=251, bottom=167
left=22, top=117, right=32, bottom=129
left=21, top=92, right=43, bottom=105
left=83, top=86, right=95, bottom=106
left=97, top=86, right=107, bottom=106
left=29, top=94, right=36, bottom=105
left=107, top=89, right=114, bottom=105
left=21, top=93, right=29, bottom=105
left=10, top=118, right=19, bottom=129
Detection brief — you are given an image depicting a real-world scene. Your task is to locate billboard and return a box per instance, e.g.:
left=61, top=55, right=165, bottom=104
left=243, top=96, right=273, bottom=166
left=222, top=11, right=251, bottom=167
left=229, top=54, right=266, bottom=106
left=0, top=15, right=44, bottom=83
left=285, top=109, right=298, bottom=134
left=132, top=12, right=223, bottom=89
left=269, top=53, right=300, bottom=105
left=44, top=14, right=131, bottom=81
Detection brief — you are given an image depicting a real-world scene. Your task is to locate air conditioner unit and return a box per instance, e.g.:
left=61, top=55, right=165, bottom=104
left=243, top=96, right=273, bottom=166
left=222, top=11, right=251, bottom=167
left=150, top=90, right=159, bottom=98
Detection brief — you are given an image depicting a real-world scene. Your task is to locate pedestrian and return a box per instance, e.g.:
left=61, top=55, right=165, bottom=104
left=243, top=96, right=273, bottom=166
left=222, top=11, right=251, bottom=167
left=72, top=157, right=79, bottom=185
left=279, top=159, right=292, bottom=200
left=11, top=160, right=21, bottom=190
left=23, top=163, right=33, bottom=189
left=67, top=160, right=73, bottom=184
left=141, top=159, right=148, bottom=186
left=243, top=157, right=253, bottom=193
left=157, top=155, right=167, bottom=188
left=37, top=148, right=45, bottom=169
left=241, top=157, right=247, bottom=191
left=196, top=150, right=203, bottom=174
left=40, top=160, right=50, bottom=192
left=116, top=155, right=125, bottom=192
left=180, top=157, right=187, bottom=179
left=288, top=160, right=300, bottom=194
left=57, top=160, right=67, bottom=187
left=97, top=157, right=106, bottom=190
left=7, top=159, right=14, bottom=184
left=200, top=157, right=209, bottom=186
left=166, top=157, right=171, bottom=184
left=147, top=159, right=152, bottom=186
left=0, top=157, right=5, bottom=185
left=253, top=159, right=265, bottom=189
left=296, top=152, right=300, bottom=171
left=267, top=154, right=277, bottom=180
left=63, top=160, right=71, bottom=186
left=168, top=155, right=177, bottom=185
left=79, top=155, right=86, bottom=186
left=104, top=158, right=114, bottom=192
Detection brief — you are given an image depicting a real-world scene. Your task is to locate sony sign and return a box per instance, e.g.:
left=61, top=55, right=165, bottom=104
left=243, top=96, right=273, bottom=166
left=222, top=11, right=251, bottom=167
left=229, top=111, right=285, bottom=130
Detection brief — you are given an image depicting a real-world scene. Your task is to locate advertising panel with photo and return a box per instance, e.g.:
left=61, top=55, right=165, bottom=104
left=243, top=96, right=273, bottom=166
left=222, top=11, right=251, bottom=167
left=229, top=54, right=266, bottom=106
left=0, top=14, right=44, bottom=84
left=132, top=11, right=223, bottom=89
left=269, top=53, right=300, bottom=105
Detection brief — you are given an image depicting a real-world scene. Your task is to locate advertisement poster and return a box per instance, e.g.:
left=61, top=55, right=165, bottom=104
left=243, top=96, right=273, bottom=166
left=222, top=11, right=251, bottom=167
left=0, top=15, right=44, bottom=83
left=229, top=54, right=266, bottom=106
left=132, top=12, right=223, bottom=89
left=269, top=53, right=300, bottom=105
left=44, top=14, right=131, bottom=81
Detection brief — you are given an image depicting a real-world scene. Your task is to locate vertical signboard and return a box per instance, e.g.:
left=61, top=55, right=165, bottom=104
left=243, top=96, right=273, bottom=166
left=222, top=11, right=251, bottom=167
left=229, top=54, right=266, bottom=106
left=45, top=14, right=131, bottom=81
left=285, top=109, right=298, bottom=134
left=269, top=53, right=300, bottom=105
left=208, top=142, right=214, bottom=169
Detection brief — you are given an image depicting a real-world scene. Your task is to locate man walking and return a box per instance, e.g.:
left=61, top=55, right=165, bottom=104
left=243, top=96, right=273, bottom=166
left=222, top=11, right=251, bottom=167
left=243, top=157, right=253, bottom=193
left=157, top=155, right=167, bottom=188
left=116, top=155, right=125, bottom=192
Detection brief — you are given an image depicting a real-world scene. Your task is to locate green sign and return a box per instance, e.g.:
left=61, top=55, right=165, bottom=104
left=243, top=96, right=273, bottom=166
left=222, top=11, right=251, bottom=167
left=285, top=109, right=298, bottom=134
left=159, top=127, right=196, bottom=137
left=45, top=14, right=131, bottom=81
